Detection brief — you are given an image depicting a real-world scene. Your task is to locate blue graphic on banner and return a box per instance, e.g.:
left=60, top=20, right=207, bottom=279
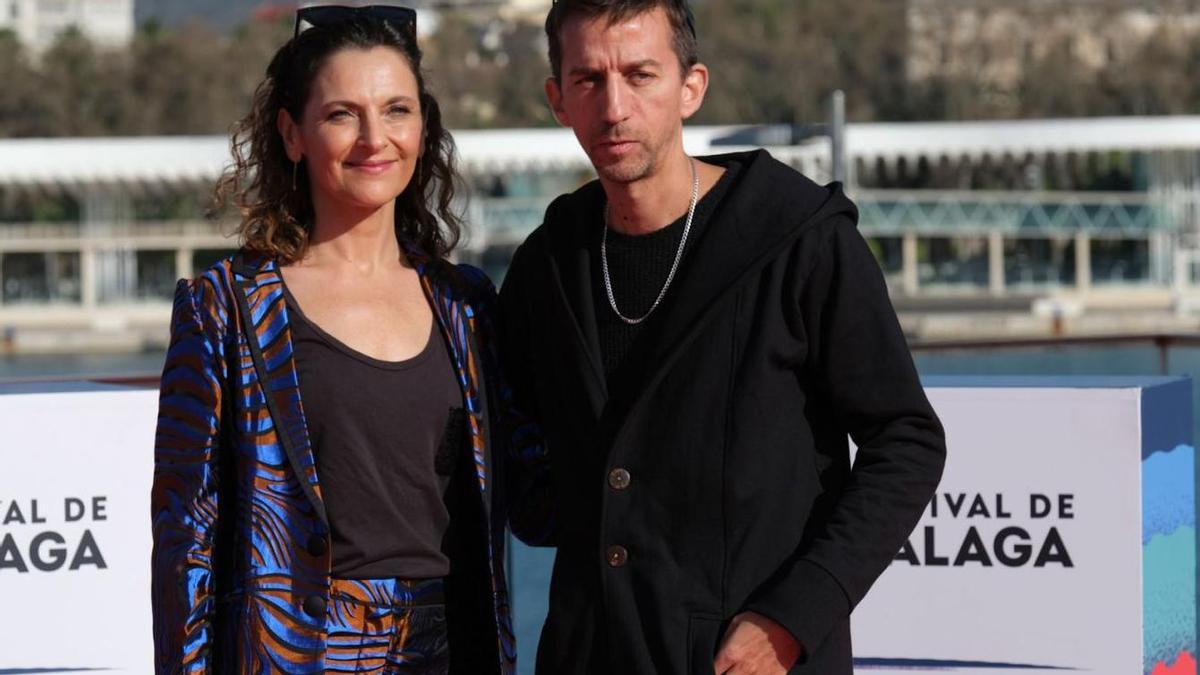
left=1143, top=446, right=1196, bottom=545
left=1141, top=376, right=1196, bottom=675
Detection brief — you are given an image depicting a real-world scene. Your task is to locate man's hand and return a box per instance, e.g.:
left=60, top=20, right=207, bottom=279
left=713, top=611, right=803, bottom=675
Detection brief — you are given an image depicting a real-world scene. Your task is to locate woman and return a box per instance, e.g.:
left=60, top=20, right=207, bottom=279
left=151, top=7, right=540, bottom=673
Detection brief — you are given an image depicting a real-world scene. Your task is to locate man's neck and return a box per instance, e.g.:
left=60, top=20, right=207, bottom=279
left=602, top=152, right=697, bottom=237
left=602, top=154, right=725, bottom=237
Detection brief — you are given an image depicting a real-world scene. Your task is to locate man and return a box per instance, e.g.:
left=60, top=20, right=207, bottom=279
left=499, top=1, right=947, bottom=673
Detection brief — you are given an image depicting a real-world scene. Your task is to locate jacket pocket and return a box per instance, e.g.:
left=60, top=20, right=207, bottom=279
left=687, top=613, right=724, bottom=675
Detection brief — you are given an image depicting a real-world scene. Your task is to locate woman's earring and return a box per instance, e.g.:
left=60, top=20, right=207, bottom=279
left=292, top=160, right=299, bottom=191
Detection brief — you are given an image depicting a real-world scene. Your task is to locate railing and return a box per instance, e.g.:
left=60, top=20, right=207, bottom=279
left=0, top=189, right=1178, bottom=245
left=911, top=333, right=1200, bottom=375
left=468, top=191, right=1178, bottom=240
left=854, top=189, right=1172, bottom=236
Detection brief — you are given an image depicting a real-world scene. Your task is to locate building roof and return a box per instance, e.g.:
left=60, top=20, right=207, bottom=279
left=1, top=116, right=1198, bottom=190
left=846, top=116, right=1200, bottom=161
left=0, top=137, right=231, bottom=191
left=0, top=126, right=793, bottom=191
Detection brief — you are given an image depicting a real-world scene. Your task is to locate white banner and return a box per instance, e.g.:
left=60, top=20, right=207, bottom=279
left=1, top=379, right=1193, bottom=675
left=851, top=379, right=1194, bottom=675
left=0, top=383, right=157, bottom=672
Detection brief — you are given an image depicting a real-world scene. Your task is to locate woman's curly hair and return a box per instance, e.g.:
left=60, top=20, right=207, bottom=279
left=212, top=14, right=463, bottom=264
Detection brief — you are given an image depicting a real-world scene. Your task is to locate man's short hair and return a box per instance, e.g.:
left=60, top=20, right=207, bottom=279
left=545, top=0, right=699, bottom=81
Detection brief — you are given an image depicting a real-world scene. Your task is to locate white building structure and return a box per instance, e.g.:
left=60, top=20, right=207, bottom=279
left=0, top=0, right=135, bottom=54
left=0, top=116, right=1199, bottom=351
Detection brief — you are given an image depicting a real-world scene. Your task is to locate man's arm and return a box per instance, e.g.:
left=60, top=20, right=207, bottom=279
left=493, top=244, right=557, bottom=546
left=741, top=216, right=947, bottom=660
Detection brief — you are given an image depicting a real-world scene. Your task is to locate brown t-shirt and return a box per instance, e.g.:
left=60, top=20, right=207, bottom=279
left=283, top=281, right=462, bottom=579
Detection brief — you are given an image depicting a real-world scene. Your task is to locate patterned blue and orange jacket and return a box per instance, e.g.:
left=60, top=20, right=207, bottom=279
left=151, top=249, right=550, bottom=674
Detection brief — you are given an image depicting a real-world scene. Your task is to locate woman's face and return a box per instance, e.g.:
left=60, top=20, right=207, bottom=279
left=279, top=46, right=423, bottom=216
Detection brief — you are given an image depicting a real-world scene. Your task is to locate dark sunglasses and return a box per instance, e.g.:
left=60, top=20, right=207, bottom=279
left=550, top=0, right=696, bottom=40
left=293, top=4, right=417, bottom=41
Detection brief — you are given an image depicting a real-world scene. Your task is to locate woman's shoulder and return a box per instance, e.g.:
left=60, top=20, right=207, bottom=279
left=187, top=249, right=280, bottom=288
left=453, top=263, right=497, bottom=298
left=452, top=262, right=499, bottom=313
left=419, top=254, right=497, bottom=307
left=174, top=249, right=272, bottom=318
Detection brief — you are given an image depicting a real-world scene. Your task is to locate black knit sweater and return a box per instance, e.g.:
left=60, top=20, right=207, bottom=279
left=591, top=161, right=742, bottom=387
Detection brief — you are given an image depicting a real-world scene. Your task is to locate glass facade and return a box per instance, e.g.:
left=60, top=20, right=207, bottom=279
left=919, top=236, right=989, bottom=289
left=136, top=250, right=177, bottom=301
left=1092, top=238, right=1151, bottom=285
left=1, top=251, right=81, bottom=304
left=1004, top=238, right=1076, bottom=289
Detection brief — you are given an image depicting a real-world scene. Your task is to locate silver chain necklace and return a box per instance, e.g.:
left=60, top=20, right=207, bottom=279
left=601, top=157, right=699, bottom=325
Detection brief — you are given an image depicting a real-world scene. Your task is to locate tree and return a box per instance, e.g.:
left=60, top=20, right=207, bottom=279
left=0, top=31, right=50, bottom=136
left=690, top=0, right=911, bottom=125
left=38, top=28, right=116, bottom=136
left=2, top=1, right=1197, bottom=138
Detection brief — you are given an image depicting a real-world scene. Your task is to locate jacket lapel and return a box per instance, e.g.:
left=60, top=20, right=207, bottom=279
left=232, top=255, right=327, bottom=525
left=544, top=183, right=609, bottom=421
left=407, top=249, right=519, bottom=672
left=406, top=246, right=494, bottom=511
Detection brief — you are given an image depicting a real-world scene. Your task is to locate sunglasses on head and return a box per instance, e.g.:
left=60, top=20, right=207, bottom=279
left=293, top=4, right=417, bottom=41
left=550, top=0, right=696, bottom=40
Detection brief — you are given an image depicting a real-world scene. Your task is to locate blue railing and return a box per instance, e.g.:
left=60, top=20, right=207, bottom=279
left=854, top=190, right=1169, bottom=236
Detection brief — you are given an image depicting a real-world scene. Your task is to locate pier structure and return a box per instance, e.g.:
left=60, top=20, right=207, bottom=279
left=1, top=116, right=1198, bottom=351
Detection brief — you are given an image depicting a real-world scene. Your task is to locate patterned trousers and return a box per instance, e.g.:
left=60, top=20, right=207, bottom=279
left=324, top=577, right=450, bottom=674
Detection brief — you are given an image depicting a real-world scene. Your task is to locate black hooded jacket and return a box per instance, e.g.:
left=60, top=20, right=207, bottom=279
left=499, top=149, right=946, bottom=674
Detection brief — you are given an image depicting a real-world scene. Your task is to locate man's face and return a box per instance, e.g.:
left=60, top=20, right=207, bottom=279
left=546, top=7, right=705, bottom=185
